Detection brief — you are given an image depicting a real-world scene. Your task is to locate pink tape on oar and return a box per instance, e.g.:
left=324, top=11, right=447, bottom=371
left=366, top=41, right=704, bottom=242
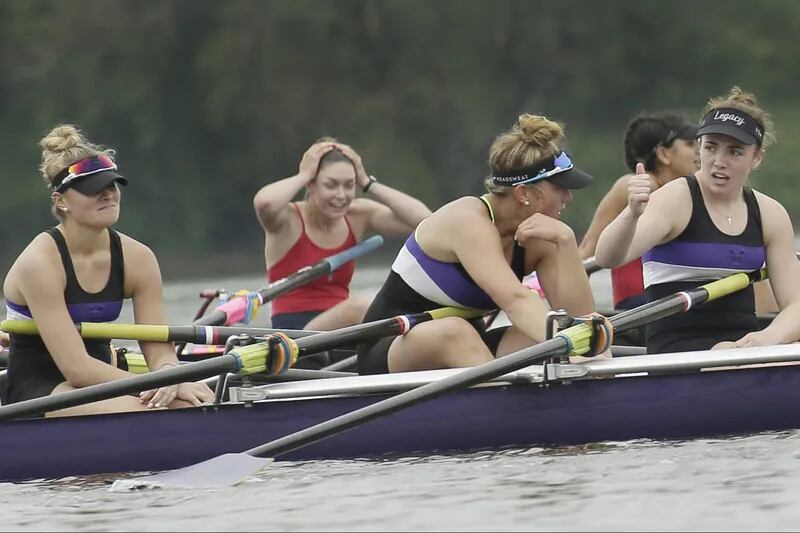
left=216, top=291, right=261, bottom=325
left=182, top=344, right=226, bottom=356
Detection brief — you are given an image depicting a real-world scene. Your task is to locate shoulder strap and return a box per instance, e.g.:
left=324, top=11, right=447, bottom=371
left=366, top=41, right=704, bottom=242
left=478, top=194, right=495, bottom=223
left=292, top=203, right=307, bottom=233
left=743, top=186, right=763, bottom=234
left=107, top=228, right=126, bottom=296
left=46, top=227, right=78, bottom=287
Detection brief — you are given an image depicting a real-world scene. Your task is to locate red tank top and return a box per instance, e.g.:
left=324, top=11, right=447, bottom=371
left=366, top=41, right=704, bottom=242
left=610, top=257, right=645, bottom=308
left=268, top=203, right=357, bottom=316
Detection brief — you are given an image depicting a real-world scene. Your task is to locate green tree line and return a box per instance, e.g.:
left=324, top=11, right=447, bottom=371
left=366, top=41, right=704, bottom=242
left=1, top=0, right=799, bottom=277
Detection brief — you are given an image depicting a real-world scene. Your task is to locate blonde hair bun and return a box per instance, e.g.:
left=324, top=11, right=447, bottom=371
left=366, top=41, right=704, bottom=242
left=40, top=124, right=86, bottom=155
left=517, top=114, right=565, bottom=147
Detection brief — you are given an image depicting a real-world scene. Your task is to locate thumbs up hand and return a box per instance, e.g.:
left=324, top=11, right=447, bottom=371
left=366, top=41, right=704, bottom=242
left=628, top=162, right=651, bottom=218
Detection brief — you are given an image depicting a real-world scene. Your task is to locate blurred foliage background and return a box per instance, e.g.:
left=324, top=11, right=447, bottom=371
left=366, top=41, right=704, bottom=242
left=1, top=0, right=799, bottom=278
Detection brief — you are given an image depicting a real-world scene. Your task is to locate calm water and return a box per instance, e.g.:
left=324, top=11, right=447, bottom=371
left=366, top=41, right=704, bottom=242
left=3, top=268, right=799, bottom=531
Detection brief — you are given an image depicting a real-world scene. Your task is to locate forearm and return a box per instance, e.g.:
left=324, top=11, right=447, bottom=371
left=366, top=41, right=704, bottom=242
left=254, top=174, right=308, bottom=216
left=594, top=211, right=639, bottom=268
left=366, top=181, right=431, bottom=227
left=140, top=341, right=181, bottom=371
left=64, top=355, right=133, bottom=388
left=504, top=292, right=550, bottom=344
left=550, top=242, right=595, bottom=314
left=761, top=301, right=800, bottom=343
left=578, top=232, right=599, bottom=260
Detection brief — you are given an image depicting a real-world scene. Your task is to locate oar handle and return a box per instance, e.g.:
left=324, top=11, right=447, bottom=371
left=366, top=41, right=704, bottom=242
left=0, top=355, right=242, bottom=422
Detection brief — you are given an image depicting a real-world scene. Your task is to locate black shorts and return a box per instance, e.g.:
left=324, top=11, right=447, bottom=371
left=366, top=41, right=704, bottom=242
left=271, top=311, right=321, bottom=330
left=357, top=323, right=510, bottom=375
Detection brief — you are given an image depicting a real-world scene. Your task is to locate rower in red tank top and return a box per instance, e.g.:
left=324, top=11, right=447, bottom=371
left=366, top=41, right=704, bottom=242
left=268, top=203, right=356, bottom=321
left=578, top=112, right=700, bottom=310
left=254, top=137, right=431, bottom=335
left=610, top=258, right=645, bottom=309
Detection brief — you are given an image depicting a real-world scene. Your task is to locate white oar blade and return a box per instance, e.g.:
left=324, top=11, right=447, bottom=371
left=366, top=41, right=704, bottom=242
left=111, top=453, right=273, bottom=490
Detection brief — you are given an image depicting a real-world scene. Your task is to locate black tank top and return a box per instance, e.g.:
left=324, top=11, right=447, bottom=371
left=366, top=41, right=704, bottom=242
left=363, top=198, right=526, bottom=322
left=5, top=228, right=126, bottom=403
left=644, top=176, right=765, bottom=353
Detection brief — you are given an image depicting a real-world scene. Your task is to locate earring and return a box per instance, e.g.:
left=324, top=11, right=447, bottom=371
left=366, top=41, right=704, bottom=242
left=523, top=200, right=530, bottom=206
left=59, top=206, right=68, bottom=212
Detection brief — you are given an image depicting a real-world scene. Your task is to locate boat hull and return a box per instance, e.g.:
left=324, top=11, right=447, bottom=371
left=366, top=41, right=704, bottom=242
left=2, top=363, right=800, bottom=482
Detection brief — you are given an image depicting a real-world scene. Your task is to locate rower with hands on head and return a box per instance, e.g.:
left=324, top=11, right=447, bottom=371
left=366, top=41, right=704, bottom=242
left=358, top=114, right=597, bottom=375
left=254, top=137, right=431, bottom=333
left=595, top=87, right=800, bottom=353
left=2, top=125, right=213, bottom=415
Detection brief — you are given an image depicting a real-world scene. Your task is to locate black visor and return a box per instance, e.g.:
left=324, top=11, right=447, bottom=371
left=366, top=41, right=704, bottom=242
left=697, top=107, right=764, bottom=146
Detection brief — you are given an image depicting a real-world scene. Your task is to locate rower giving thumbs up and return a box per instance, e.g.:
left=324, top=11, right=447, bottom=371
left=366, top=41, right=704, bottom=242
left=627, top=162, right=651, bottom=218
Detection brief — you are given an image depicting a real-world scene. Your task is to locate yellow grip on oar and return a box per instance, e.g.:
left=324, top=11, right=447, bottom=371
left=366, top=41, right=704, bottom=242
left=0, top=319, right=172, bottom=342
left=80, top=323, right=171, bottom=342
left=702, top=268, right=768, bottom=301
left=427, top=307, right=487, bottom=320
left=1, top=319, right=39, bottom=335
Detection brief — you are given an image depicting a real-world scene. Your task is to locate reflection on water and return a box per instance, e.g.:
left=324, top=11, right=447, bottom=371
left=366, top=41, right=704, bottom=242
left=4, top=432, right=800, bottom=531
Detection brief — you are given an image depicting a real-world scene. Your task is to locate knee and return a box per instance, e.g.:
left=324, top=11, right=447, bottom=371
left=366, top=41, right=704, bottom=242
left=437, top=318, right=484, bottom=347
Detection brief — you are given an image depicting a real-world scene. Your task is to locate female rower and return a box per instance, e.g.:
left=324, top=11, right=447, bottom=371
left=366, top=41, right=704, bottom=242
left=2, top=125, right=213, bottom=415
left=595, top=87, right=800, bottom=353
left=579, top=112, right=699, bottom=309
left=254, top=138, right=431, bottom=332
left=358, top=114, right=596, bottom=375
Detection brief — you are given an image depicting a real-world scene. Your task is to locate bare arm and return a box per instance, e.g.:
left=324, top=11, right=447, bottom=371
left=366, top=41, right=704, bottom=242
left=595, top=165, right=688, bottom=268
left=336, top=143, right=432, bottom=236
left=736, top=195, right=800, bottom=345
left=122, top=236, right=214, bottom=406
left=15, top=238, right=131, bottom=388
left=123, top=239, right=178, bottom=371
left=578, top=175, right=630, bottom=259
left=530, top=232, right=594, bottom=315
left=253, top=141, right=336, bottom=233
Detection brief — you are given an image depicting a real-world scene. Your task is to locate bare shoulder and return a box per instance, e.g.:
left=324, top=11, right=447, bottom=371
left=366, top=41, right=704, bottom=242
left=13, top=232, right=62, bottom=276
left=753, top=189, right=789, bottom=216
left=752, top=189, right=792, bottom=232
left=652, top=175, right=690, bottom=198
left=116, top=231, right=156, bottom=260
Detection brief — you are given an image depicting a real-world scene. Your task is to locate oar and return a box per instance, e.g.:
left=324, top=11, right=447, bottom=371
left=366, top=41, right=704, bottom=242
left=0, top=306, right=482, bottom=421
left=131, top=268, right=767, bottom=488
left=0, top=321, right=320, bottom=345
left=193, top=234, right=384, bottom=327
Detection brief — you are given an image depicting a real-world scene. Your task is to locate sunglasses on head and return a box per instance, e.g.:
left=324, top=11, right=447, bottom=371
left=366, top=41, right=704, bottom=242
left=53, top=155, right=118, bottom=193
left=513, top=151, right=574, bottom=186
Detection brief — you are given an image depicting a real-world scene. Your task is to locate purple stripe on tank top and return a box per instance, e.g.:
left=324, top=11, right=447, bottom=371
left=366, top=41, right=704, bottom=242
left=643, top=241, right=765, bottom=270
left=405, top=237, right=496, bottom=309
left=6, top=300, right=122, bottom=323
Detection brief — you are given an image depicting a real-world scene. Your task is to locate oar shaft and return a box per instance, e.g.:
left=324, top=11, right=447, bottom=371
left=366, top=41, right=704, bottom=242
left=0, top=320, right=319, bottom=344
left=246, top=336, right=572, bottom=458
left=0, top=356, right=241, bottom=422
left=258, top=234, right=384, bottom=304
left=296, top=307, right=485, bottom=355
